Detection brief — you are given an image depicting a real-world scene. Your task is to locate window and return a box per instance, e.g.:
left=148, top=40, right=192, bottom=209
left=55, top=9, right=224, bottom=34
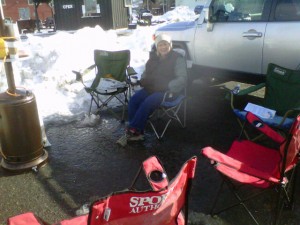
left=82, top=0, right=100, bottom=16
left=19, top=8, right=30, bottom=20
left=1, top=0, right=6, bottom=6
left=210, top=0, right=266, bottom=22
left=275, top=0, right=300, bottom=21
left=124, top=0, right=132, bottom=7
left=28, top=0, right=34, bottom=5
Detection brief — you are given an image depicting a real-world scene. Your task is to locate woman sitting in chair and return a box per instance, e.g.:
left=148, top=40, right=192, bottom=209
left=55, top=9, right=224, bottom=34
left=117, top=33, right=187, bottom=146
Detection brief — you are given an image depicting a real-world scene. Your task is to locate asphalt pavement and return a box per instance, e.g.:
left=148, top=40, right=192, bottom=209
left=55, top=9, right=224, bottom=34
left=0, top=79, right=299, bottom=225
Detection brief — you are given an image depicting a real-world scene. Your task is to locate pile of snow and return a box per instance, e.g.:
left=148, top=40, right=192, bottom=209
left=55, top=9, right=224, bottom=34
left=0, top=7, right=196, bottom=124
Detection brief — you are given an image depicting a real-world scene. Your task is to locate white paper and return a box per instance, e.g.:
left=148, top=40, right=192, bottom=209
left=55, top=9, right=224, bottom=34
left=244, top=103, right=276, bottom=119
left=96, top=78, right=126, bottom=92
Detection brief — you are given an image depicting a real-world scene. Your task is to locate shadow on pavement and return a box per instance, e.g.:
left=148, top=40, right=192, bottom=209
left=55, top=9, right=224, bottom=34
left=0, top=80, right=299, bottom=225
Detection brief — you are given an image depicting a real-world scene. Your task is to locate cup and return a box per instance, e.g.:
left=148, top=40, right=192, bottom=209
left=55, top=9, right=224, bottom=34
left=5, top=40, right=18, bottom=59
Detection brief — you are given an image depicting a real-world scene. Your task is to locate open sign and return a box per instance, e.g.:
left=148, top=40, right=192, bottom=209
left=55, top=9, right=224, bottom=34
left=62, top=4, right=74, bottom=9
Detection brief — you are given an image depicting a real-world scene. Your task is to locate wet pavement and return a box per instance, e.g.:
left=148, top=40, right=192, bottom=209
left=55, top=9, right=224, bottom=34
left=0, top=79, right=299, bottom=225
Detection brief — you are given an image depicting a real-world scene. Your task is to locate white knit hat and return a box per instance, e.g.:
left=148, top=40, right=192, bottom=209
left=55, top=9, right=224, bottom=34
left=155, top=33, right=172, bottom=48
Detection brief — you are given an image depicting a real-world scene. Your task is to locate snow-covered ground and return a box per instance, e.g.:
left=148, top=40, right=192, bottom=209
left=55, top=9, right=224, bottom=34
left=0, top=6, right=197, bottom=125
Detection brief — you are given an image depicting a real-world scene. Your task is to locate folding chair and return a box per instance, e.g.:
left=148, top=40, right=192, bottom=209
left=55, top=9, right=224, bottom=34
left=148, top=91, right=187, bottom=140
left=87, top=155, right=197, bottom=225
left=148, top=48, right=190, bottom=140
left=230, top=63, right=300, bottom=140
left=7, top=212, right=88, bottom=225
left=73, top=49, right=137, bottom=121
left=7, top=212, right=51, bottom=225
left=7, top=156, right=197, bottom=225
left=201, top=112, right=300, bottom=225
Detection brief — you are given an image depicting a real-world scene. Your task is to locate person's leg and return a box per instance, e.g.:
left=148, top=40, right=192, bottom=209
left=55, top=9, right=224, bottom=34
left=129, top=92, right=164, bottom=132
left=117, top=91, right=164, bottom=146
left=128, top=88, right=149, bottom=123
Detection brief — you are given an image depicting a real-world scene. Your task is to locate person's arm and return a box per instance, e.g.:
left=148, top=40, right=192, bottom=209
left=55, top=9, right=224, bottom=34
left=139, top=54, right=152, bottom=86
left=139, top=70, right=150, bottom=87
left=168, top=56, right=187, bottom=93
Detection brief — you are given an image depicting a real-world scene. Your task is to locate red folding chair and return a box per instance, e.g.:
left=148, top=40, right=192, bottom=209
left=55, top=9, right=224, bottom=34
left=201, top=112, right=300, bottom=225
left=7, top=212, right=51, bottom=225
left=87, top=155, right=197, bottom=225
left=7, top=156, right=197, bottom=225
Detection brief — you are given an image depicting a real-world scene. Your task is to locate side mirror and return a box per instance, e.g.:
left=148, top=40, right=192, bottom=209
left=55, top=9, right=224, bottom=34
left=203, top=0, right=214, bottom=31
left=205, top=8, right=214, bottom=31
left=196, top=10, right=205, bottom=25
left=204, top=8, right=209, bottom=21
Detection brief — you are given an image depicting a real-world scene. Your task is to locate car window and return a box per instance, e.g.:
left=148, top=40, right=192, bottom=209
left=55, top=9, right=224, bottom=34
left=274, top=0, right=300, bottom=21
left=210, top=0, right=266, bottom=22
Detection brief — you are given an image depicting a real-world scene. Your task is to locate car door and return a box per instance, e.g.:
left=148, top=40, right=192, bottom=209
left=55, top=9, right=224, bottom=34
left=194, top=0, right=270, bottom=75
left=263, top=0, right=300, bottom=73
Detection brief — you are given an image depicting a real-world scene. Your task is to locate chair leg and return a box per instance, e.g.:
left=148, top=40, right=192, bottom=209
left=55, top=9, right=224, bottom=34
left=210, top=179, right=250, bottom=216
left=211, top=175, right=274, bottom=225
left=122, top=90, right=130, bottom=123
left=89, top=93, right=101, bottom=115
left=183, top=97, right=187, bottom=128
left=209, top=179, right=225, bottom=215
left=149, top=120, right=161, bottom=140
left=273, top=166, right=298, bottom=225
left=183, top=106, right=186, bottom=128
left=286, top=166, right=298, bottom=209
left=273, top=185, right=286, bottom=225
left=149, top=112, right=178, bottom=139
left=160, top=119, right=172, bottom=139
left=148, top=101, right=186, bottom=139
left=229, top=186, right=260, bottom=225
left=88, top=97, right=94, bottom=115
left=237, top=118, right=251, bottom=140
left=89, top=91, right=128, bottom=122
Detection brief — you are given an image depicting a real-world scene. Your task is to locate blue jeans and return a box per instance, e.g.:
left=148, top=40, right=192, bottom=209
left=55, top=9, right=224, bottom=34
left=128, top=89, right=164, bottom=132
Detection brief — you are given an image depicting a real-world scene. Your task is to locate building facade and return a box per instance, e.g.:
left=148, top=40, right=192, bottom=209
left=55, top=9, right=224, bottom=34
left=53, top=0, right=130, bottom=31
left=1, top=0, right=130, bottom=32
left=1, top=0, right=52, bottom=22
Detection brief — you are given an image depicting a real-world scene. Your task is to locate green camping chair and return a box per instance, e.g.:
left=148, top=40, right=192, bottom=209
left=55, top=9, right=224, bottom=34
left=73, top=49, right=137, bottom=121
left=230, top=63, right=300, bottom=140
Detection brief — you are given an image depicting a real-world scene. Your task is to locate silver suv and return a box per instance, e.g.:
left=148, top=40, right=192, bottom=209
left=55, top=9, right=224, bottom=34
left=155, top=0, right=300, bottom=80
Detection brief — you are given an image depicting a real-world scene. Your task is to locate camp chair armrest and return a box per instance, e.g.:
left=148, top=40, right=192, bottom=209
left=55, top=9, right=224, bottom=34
left=236, top=82, right=266, bottom=96
left=245, top=112, right=285, bottom=143
left=72, top=64, right=96, bottom=81
left=127, top=66, right=137, bottom=76
left=161, top=91, right=170, bottom=102
left=274, top=108, right=300, bottom=128
left=285, top=107, right=300, bottom=116
left=229, top=82, right=265, bottom=109
left=202, top=147, right=280, bottom=183
left=161, top=91, right=180, bottom=103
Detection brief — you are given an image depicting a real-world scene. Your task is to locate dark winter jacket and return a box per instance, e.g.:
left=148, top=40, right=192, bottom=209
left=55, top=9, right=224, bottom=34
left=140, top=50, right=187, bottom=93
